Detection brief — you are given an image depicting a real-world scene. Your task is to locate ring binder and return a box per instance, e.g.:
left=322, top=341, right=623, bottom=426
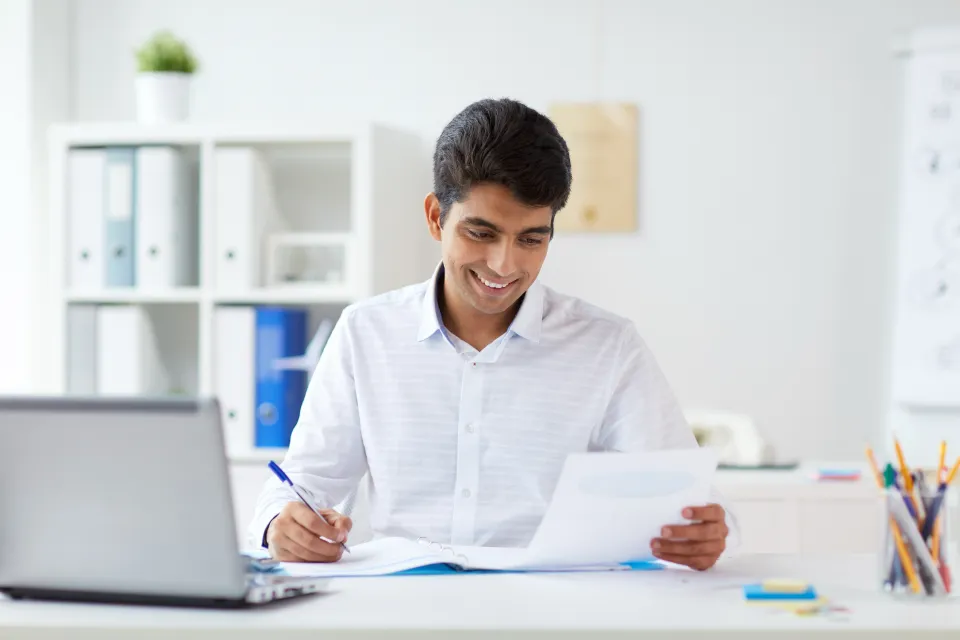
left=417, top=537, right=469, bottom=567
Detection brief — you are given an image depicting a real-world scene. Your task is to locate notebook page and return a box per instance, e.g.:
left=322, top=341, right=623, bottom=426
left=279, top=536, right=447, bottom=577
left=450, top=545, right=627, bottom=572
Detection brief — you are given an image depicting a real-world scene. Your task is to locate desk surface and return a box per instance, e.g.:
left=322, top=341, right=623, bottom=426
left=1, top=553, right=958, bottom=639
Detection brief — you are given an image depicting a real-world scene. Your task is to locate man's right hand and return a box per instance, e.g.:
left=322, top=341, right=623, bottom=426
left=266, top=502, right=352, bottom=563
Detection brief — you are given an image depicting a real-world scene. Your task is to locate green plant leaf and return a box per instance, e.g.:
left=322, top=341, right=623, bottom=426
left=135, top=30, right=198, bottom=74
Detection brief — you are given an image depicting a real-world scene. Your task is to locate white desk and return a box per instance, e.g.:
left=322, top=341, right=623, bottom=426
left=1, top=554, right=958, bottom=639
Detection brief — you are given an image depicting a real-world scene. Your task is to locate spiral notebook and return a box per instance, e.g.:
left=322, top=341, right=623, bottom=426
left=278, top=536, right=662, bottom=578
left=278, top=448, right=717, bottom=578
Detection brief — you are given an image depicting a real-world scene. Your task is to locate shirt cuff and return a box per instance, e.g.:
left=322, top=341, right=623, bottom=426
left=248, top=504, right=284, bottom=551
left=261, top=514, right=280, bottom=549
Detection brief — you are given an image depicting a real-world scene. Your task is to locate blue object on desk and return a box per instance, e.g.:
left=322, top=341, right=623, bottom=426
left=743, top=583, right=818, bottom=600
left=622, top=559, right=664, bottom=571
left=814, top=469, right=861, bottom=481
left=390, top=560, right=664, bottom=577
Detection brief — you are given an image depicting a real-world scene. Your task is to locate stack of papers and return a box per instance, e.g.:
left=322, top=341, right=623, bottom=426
left=279, top=448, right=718, bottom=578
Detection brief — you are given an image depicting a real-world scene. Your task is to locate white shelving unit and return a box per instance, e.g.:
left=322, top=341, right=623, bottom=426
left=46, top=121, right=433, bottom=454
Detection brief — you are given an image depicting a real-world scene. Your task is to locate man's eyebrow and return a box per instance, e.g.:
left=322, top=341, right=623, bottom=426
left=461, top=217, right=502, bottom=232
left=461, top=217, right=551, bottom=236
left=519, top=225, right=552, bottom=235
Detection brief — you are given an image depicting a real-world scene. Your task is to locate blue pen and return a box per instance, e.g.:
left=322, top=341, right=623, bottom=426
left=268, top=460, right=350, bottom=554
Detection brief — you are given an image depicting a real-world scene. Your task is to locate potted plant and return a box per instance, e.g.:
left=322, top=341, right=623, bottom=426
left=134, top=30, right=198, bottom=124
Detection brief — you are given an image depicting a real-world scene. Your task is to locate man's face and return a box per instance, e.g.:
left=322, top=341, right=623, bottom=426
left=426, top=183, right=553, bottom=317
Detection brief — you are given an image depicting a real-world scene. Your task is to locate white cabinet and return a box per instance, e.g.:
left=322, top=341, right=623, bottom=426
left=719, top=465, right=958, bottom=557
left=725, top=499, right=801, bottom=554
left=798, top=498, right=884, bottom=554
left=228, top=463, right=273, bottom=547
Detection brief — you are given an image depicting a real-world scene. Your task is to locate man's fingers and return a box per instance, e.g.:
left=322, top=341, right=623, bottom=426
left=682, top=503, right=725, bottom=522
left=651, top=538, right=725, bottom=557
left=652, top=551, right=718, bottom=572
left=285, top=521, right=344, bottom=560
left=321, top=509, right=353, bottom=534
left=291, top=503, right=346, bottom=542
left=276, top=531, right=341, bottom=563
left=660, top=521, right=727, bottom=541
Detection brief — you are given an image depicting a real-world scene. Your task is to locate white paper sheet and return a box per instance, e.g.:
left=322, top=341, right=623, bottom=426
left=519, top=448, right=718, bottom=568
left=279, top=537, right=447, bottom=577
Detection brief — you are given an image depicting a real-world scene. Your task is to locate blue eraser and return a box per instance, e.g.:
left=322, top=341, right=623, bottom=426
left=743, top=583, right=818, bottom=600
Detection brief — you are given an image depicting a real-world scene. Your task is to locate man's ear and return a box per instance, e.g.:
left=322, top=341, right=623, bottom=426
left=424, top=192, right=443, bottom=241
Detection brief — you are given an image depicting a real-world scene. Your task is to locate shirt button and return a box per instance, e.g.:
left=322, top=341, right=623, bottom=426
left=461, top=489, right=471, bottom=498
left=465, top=423, right=475, bottom=434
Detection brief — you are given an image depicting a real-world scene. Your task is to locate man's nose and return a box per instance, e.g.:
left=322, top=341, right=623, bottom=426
left=486, top=240, right=517, bottom=277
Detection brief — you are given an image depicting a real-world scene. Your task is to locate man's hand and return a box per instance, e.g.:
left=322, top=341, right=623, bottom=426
left=266, top=502, right=352, bottom=563
left=650, top=504, right=728, bottom=571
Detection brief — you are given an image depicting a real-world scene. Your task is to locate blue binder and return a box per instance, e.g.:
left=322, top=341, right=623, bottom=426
left=255, top=307, right=308, bottom=448
left=103, top=147, right=137, bottom=287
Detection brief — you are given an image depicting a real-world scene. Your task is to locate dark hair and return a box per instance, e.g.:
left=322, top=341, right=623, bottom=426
left=433, top=98, right=572, bottom=234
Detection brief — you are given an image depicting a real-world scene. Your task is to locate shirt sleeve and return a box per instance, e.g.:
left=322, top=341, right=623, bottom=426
left=589, top=322, right=741, bottom=557
left=247, top=309, right=369, bottom=549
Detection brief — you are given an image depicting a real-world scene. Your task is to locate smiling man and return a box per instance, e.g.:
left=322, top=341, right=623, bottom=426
left=250, top=98, right=736, bottom=570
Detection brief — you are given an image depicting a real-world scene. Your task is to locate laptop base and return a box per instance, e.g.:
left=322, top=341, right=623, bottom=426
left=1, top=586, right=255, bottom=609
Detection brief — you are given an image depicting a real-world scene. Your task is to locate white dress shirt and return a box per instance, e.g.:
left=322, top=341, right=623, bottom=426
left=249, top=265, right=738, bottom=551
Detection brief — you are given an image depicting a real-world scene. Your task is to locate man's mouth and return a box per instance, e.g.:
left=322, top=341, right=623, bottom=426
left=471, top=270, right=515, bottom=294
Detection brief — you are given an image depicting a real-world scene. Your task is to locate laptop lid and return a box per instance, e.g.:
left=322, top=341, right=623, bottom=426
left=0, top=397, right=247, bottom=601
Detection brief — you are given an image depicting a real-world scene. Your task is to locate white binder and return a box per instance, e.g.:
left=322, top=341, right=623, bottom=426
left=95, top=306, right=167, bottom=396
left=214, top=148, right=278, bottom=291
left=66, top=149, right=106, bottom=289
left=135, top=146, right=196, bottom=288
left=66, top=305, right=98, bottom=395
left=213, top=306, right=256, bottom=456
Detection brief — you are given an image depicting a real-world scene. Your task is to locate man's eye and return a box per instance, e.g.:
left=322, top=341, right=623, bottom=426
left=520, top=237, right=544, bottom=246
left=467, top=229, right=491, bottom=240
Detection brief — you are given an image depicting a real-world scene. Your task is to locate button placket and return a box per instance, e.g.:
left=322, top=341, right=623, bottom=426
left=450, top=359, right=482, bottom=545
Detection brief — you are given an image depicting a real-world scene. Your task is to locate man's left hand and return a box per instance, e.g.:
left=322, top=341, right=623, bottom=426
left=650, top=503, right=728, bottom=571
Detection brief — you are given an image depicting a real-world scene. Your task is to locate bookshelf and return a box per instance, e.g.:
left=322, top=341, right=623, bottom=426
left=46, top=121, right=434, bottom=468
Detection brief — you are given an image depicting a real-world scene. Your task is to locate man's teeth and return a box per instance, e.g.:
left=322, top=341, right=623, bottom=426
left=477, top=273, right=509, bottom=289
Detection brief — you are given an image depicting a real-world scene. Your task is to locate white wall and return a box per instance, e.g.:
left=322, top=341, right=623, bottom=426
left=0, top=0, right=71, bottom=394
left=62, top=0, right=960, bottom=460
left=0, top=0, right=34, bottom=393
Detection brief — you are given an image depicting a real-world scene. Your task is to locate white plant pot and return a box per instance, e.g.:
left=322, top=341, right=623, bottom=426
left=135, top=72, right=191, bottom=124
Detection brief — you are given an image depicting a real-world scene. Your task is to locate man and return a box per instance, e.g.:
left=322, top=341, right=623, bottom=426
left=249, top=98, right=736, bottom=571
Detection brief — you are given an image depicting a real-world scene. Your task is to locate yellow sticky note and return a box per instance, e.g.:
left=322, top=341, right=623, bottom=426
left=761, top=579, right=810, bottom=593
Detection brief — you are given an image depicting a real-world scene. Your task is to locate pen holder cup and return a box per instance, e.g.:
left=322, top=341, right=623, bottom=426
left=879, top=486, right=955, bottom=598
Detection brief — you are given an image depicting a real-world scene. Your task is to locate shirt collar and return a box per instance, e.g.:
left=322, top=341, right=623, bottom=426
left=416, top=262, right=446, bottom=342
left=416, top=262, right=544, bottom=344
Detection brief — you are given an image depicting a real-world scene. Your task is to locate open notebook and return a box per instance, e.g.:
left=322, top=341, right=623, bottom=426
left=276, top=448, right=718, bottom=578
left=279, top=536, right=663, bottom=577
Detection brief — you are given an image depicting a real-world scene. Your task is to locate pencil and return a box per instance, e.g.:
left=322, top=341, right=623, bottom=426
left=946, top=456, right=960, bottom=486
left=894, top=439, right=921, bottom=520
left=866, top=447, right=883, bottom=489
left=932, top=516, right=942, bottom=564
left=937, top=441, right=947, bottom=485
left=890, top=516, right=922, bottom=594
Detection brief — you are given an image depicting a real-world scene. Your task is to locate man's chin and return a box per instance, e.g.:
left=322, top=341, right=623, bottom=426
left=468, top=295, right=520, bottom=316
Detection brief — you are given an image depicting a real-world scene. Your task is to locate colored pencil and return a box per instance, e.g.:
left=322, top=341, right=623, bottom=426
left=894, top=439, right=922, bottom=520
left=937, top=441, right=947, bottom=485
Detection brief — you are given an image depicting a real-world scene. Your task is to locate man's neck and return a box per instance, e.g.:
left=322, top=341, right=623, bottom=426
left=439, top=273, right=519, bottom=352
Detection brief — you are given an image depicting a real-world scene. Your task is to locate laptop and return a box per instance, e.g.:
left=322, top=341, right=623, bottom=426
left=0, top=396, right=328, bottom=608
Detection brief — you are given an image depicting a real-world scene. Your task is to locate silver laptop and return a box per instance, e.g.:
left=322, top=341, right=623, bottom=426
left=0, top=396, right=327, bottom=607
